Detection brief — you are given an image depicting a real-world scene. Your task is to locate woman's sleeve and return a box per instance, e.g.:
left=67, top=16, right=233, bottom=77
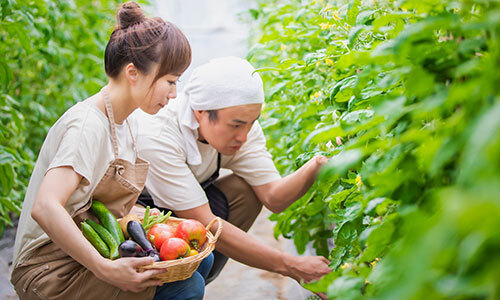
left=46, top=113, right=107, bottom=187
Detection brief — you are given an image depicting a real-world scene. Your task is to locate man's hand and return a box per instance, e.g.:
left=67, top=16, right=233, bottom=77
left=281, top=253, right=331, bottom=283
left=307, top=155, right=329, bottom=179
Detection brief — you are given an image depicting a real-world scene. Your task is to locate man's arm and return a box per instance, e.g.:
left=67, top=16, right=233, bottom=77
left=252, top=155, right=328, bottom=214
left=174, top=203, right=331, bottom=283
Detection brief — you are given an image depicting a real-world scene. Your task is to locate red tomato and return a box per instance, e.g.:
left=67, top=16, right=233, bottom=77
left=159, top=237, right=190, bottom=260
left=148, top=224, right=175, bottom=248
left=174, top=219, right=207, bottom=251
left=152, top=230, right=174, bottom=251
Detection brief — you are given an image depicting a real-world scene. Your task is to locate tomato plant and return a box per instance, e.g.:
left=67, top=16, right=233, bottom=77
left=248, top=0, right=500, bottom=298
left=0, top=0, right=137, bottom=233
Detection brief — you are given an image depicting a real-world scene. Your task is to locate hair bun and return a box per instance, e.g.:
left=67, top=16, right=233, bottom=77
left=117, top=1, right=146, bottom=29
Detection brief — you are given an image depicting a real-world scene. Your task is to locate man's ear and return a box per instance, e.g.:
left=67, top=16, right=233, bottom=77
left=193, top=110, right=204, bottom=122
left=124, top=63, right=138, bottom=84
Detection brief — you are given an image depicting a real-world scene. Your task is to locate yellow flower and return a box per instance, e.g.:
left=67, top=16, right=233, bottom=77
left=310, top=91, right=322, bottom=101
left=355, top=174, right=362, bottom=186
left=325, top=58, right=334, bottom=65
left=280, top=44, right=287, bottom=51
left=332, top=10, right=341, bottom=20
left=320, top=23, right=330, bottom=30
left=340, top=263, right=352, bottom=269
left=344, top=24, right=349, bottom=30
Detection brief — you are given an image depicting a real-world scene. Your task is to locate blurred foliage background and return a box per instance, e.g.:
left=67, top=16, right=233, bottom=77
left=0, top=0, right=123, bottom=235
left=248, top=0, right=500, bottom=298
left=1, top=0, right=499, bottom=297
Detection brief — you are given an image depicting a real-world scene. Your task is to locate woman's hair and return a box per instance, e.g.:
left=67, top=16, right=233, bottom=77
left=104, top=1, right=191, bottom=82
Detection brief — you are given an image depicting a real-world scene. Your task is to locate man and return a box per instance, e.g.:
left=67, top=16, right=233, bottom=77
left=136, top=57, right=331, bottom=285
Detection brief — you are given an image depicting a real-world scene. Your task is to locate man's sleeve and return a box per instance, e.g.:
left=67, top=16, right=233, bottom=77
left=225, top=121, right=282, bottom=186
left=137, top=129, right=208, bottom=211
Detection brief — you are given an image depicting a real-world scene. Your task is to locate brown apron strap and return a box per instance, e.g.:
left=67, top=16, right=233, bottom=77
left=102, top=87, right=138, bottom=158
left=125, top=119, right=138, bottom=156
left=102, top=87, right=119, bottom=158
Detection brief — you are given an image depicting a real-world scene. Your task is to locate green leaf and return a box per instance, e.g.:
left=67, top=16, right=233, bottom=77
left=0, top=58, right=11, bottom=92
left=359, top=221, right=395, bottom=262
left=319, top=150, right=363, bottom=179
left=327, top=276, right=364, bottom=300
left=0, top=163, right=15, bottom=196
left=293, top=229, right=310, bottom=254
left=347, top=0, right=361, bottom=26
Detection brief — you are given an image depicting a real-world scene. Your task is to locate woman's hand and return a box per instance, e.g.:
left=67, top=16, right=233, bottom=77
left=95, top=256, right=165, bottom=292
left=32, top=167, right=164, bottom=292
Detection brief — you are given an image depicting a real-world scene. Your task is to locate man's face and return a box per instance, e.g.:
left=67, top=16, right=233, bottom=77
left=196, top=104, right=262, bottom=155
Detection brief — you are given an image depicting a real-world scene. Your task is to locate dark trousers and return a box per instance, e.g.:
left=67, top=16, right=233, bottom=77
left=137, top=174, right=262, bottom=285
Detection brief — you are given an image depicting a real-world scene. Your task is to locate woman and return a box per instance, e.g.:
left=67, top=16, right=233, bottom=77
left=11, top=2, right=212, bottom=300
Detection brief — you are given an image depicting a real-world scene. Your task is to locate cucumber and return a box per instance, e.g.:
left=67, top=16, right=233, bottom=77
left=85, top=219, right=120, bottom=260
left=91, top=200, right=125, bottom=244
left=81, top=222, right=110, bottom=258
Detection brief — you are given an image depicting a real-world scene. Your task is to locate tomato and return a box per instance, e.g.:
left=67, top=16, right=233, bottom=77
left=174, top=219, right=207, bottom=251
left=148, top=224, right=175, bottom=250
left=148, top=224, right=173, bottom=242
left=159, top=237, right=190, bottom=260
left=152, top=229, right=174, bottom=250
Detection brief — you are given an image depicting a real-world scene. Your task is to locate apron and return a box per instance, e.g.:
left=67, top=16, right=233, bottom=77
left=11, top=88, right=155, bottom=300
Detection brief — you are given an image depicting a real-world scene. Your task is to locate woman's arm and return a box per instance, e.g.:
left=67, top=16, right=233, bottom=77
left=31, top=166, right=164, bottom=292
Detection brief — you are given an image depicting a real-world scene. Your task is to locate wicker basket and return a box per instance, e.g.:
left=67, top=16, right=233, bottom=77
left=138, top=216, right=222, bottom=283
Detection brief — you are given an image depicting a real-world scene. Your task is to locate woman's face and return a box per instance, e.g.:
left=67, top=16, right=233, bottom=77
left=131, top=63, right=180, bottom=115
left=139, top=73, right=179, bottom=115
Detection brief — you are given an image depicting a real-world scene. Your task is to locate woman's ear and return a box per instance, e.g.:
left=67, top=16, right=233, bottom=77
left=124, top=63, right=138, bottom=84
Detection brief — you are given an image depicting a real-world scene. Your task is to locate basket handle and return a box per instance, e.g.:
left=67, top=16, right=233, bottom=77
left=206, top=217, right=222, bottom=241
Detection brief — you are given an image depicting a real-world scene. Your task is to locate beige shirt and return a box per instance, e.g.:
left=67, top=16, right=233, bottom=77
left=13, top=101, right=137, bottom=267
left=135, top=101, right=281, bottom=211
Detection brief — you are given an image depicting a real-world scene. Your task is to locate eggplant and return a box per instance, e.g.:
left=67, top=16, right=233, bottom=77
left=150, top=252, right=161, bottom=262
left=127, top=220, right=155, bottom=254
left=118, top=240, right=146, bottom=257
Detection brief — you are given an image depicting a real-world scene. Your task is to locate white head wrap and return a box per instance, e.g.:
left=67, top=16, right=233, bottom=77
left=178, top=56, right=265, bottom=165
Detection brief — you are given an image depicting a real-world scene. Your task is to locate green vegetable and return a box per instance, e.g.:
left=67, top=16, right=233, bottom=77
left=81, top=222, right=110, bottom=258
left=142, top=206, right=172, bottom=232
left=91, top=200, right=125, bottom=244
left=85, top=219, right=119, bottom=260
